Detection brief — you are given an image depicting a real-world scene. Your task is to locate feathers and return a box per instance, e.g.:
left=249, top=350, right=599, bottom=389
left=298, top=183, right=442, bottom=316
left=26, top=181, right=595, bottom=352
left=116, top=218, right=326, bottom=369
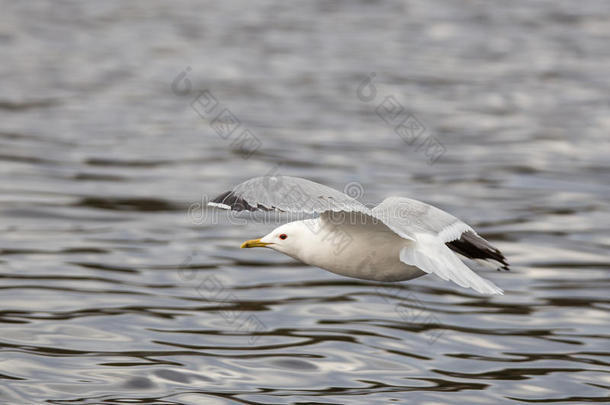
left=400, top=234, right=504, bottom=295
left=208, top=176, right=508, bottom=295
left=208, top=176, right=369, bottom=214
left=446, top=231, right=510, bottom=271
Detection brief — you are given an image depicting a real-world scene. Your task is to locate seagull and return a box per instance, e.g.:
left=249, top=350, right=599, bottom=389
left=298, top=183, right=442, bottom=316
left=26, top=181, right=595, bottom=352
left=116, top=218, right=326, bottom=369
left=208, top=176, right=509, bottom=295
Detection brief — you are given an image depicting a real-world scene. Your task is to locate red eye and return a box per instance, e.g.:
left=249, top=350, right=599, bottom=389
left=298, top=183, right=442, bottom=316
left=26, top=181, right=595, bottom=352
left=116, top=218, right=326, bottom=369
left=279, top=234, right=287, bottom=240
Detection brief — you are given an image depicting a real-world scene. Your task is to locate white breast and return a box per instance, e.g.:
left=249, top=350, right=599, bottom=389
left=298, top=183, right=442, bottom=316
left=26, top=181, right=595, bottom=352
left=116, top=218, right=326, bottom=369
left=296, top=216, right=425, bottom=282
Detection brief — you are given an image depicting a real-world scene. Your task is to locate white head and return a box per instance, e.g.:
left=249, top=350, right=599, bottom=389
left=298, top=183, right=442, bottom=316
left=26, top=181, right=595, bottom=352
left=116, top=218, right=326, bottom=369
left=240, top=220, right=313, bottom=260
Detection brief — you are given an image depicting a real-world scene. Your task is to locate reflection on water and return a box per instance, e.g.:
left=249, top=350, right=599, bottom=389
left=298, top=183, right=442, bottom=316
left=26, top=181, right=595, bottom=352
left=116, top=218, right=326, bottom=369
left=1, top=0, right=609, bottom=403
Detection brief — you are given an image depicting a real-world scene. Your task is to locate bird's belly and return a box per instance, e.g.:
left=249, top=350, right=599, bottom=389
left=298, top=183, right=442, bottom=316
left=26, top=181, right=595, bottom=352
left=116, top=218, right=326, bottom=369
left=304, top=227, right=425, bottom=282
left=321, top=250, right=424, bottom=282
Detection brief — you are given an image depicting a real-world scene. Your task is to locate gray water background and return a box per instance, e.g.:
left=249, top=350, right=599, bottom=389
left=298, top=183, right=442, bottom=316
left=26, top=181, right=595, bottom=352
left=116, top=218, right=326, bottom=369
left=1, top=1, right=609, bottom=403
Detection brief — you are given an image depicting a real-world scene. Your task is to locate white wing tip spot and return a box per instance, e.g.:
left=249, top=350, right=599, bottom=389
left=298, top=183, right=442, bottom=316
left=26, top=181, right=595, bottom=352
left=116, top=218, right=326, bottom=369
left=207, top=202, right=231, bottom=210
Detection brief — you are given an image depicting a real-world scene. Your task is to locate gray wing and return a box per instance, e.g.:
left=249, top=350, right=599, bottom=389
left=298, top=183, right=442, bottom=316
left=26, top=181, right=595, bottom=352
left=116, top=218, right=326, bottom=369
left=372, top=196, right=473, bottom=242
left=374, top=197, right=506, bottom=295
left=373, top=196, right=509, bottom=271
left=208, top=176, right=371, bottom=215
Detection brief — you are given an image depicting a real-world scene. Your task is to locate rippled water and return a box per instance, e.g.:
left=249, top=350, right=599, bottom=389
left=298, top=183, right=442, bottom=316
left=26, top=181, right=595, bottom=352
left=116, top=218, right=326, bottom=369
left=1, top=1, right=609, bottom=403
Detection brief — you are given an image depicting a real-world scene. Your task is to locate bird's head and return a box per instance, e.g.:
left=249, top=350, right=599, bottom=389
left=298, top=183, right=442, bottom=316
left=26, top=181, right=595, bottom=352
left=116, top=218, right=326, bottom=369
left=240, top=220, right=310, bottom=258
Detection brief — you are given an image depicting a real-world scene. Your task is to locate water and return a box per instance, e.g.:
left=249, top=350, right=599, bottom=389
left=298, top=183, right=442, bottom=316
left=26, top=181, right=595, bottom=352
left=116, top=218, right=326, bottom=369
left=1, top=1, right=609, bottom=403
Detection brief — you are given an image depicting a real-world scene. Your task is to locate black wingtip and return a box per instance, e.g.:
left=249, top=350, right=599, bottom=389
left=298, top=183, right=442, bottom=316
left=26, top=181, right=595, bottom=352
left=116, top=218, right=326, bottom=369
left=497, top=264, right=510, bottom=272
left=447, top=230, right=510, bottom=271
left=210, top=191, right=256, bottom=211
left=209, top=191, right=275, bottom=212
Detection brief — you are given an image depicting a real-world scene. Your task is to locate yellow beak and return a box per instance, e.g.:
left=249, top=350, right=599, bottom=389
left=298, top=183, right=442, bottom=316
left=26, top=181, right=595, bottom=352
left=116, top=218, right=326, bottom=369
left=240, top=238, right=271, bottom=248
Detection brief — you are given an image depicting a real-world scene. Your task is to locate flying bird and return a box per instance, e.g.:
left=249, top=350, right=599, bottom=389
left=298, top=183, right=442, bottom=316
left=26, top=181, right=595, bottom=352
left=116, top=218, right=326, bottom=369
left=208, top=176, right=509, bottom=295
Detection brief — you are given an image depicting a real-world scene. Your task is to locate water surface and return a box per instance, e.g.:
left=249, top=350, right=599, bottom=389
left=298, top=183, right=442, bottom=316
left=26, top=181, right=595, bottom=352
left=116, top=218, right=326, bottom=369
left=1, top=1, right=609, bottom=403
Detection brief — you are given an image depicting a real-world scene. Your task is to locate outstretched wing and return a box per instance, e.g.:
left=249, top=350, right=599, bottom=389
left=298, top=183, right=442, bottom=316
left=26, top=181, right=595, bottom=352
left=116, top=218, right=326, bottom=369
left=373, top=197, right=506, bottom=295
left=372, top=196, right=472, bottom=243
left=399, top=234, right=504, bottom=295
left=208, top=176, right=370, bottom=215
left=373, top=197, right=509, bottom=270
